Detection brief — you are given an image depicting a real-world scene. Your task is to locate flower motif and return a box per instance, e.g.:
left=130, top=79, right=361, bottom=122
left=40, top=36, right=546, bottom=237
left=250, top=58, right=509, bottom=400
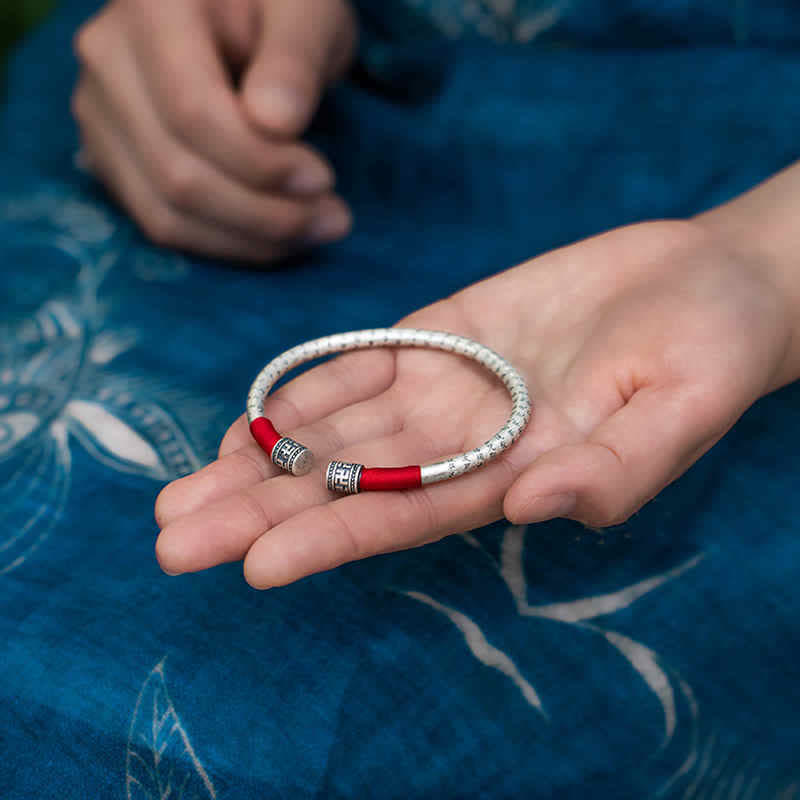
left=127, top=659, right=217, bottom=800
left=404, top=525, right=705, bottom=795
left=0, top=188, right=217, bottom=574
left=404, top=0, right=566, bottom=42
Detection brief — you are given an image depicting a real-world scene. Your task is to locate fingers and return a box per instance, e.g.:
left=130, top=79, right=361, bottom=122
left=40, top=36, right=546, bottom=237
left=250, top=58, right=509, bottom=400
left=123, top=0, right=331, bottom=190
left=155, top=385, right=401, bottom=528
left=241, top=442, right=516, bottom=589
left=72, top=0, right=353, bottom=259
left=156, top=348, right=396, bottom=533
left=156, top=423, right=514, bottom=582
left=72, top=80, right=293, bottom=261
left=77, top=55, right=348, bottom=245
left=156, top=424, right=439, bottom=575
left=503, top=383, right=723, bottom=528
left=242, top=0, right=357, bottom=136
left=218, top=349, right=397, bottom=457
left=156, top=471, right=319, bottom=574
left=77, top=3, right=326, bottom=192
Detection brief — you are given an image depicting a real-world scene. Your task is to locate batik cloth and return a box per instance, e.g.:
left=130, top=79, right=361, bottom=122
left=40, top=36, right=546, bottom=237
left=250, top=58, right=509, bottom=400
left=2, top=1, right=799, bottom=797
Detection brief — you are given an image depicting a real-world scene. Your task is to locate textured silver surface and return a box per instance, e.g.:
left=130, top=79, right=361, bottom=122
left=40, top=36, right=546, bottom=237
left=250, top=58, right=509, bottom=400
left=326, top=460, right=363, bottom=494
left=270, top=437, right=313, bottom=476
left=247, top=328, right=531, bottom=485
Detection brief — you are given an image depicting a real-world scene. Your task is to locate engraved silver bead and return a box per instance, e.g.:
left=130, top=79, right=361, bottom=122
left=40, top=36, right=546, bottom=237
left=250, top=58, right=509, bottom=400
left=271, top=437, right=313, bottom=476
left=326, top=460, right=363, bottom=494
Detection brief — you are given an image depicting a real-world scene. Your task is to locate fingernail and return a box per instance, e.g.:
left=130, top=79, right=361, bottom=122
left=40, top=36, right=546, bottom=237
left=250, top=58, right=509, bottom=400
left=305, top=204, right=352, bottom=244
left=285, top=163, right=334, bottom=196
left=252, top=86, right=305, bottom=132
left=519, top=492, right=577, bottom=524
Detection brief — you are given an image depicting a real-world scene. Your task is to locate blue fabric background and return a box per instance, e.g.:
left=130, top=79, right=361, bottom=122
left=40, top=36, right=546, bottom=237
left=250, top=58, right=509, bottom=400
left=1, top=1, right=799, bottom=797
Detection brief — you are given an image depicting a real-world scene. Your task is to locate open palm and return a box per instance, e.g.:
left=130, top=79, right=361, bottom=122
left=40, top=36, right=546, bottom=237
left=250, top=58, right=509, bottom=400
left=155, top=220, right=790, bottom=587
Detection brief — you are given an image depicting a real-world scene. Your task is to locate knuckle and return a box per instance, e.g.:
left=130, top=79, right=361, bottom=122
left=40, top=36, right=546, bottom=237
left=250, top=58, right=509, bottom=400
left=267, top=205, right=310, bottom=240
left=328, top=504, right=364, bottom=562
left=249, top=155, right=290, bottom=187
left=237, top=489, right=272, bottom=534
left=141, top=205, right=182, bottom=249
left=73, top=20, right=104, bottom=69
left=157, top=153, right=203, bottom=209
left=167, top=91, right=209, bottom=134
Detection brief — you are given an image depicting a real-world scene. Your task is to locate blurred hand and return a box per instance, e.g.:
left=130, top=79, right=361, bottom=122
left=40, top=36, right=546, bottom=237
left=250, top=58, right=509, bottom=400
left=72, top=0, right=357, bottom=261
left=154, top=219, right=792, bottom=586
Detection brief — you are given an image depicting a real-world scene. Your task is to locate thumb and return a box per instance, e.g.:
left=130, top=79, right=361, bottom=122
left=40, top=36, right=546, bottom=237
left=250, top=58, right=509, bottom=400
left=503, top=384, right=724, bottom=528
left=241, top=0, right=356, bottom=137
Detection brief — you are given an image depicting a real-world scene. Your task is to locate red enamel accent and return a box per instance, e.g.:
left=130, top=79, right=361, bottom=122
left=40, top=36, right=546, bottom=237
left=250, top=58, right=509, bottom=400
left=359, top=466, right=422, bottom=491
left=250, top=417, right=282, bottom=455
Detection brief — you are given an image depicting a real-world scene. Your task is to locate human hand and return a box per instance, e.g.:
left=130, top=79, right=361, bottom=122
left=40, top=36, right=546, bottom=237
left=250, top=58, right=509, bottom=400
left=154, top=219, right=792, bottom=586
left=71, top=0, right=356, bottom=261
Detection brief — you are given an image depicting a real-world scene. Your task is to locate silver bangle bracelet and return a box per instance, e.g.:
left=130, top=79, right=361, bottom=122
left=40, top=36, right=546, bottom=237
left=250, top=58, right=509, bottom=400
left=247, top=328, right=531, bottom=494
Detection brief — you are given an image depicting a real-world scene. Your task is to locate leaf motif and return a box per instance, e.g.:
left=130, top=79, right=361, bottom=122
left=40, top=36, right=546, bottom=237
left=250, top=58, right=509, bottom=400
left=447, top=526, right=704, bottom=750
left=513, top=2, right=566, bottom=42
left=133, top=251, right=191, bottom=283
left=54, top=198, right=116, bottom=244
left=459, top=532, right=483, bottom=552
left=65, top=400, right=168, bottom=479
left=74, top=388, right=205, bottom=479
left=498, top=524, right=527, bottom=606
left=590, top=627, right=677, bottom=746
left=18, top=337, right=84, bottom=386
left=0, top=189, right=115, bottom=244
left=126, top=659, right=216, bottom=800
left=680, top=730, right=719, bottom=799
left=0, top=428, right=71, bottom=575
left=656, top=719, right=799, bottom=799
left=88, top=329, right=138, bottom=365
left=499, top=525, right=704, bottom=623
left=656, top=678, right=700, bottom=796
left=41, top=300, right=82, bottom=340
left=405, top=591, right=547, bottom=717
left=0, top=411, right=39, bottom=457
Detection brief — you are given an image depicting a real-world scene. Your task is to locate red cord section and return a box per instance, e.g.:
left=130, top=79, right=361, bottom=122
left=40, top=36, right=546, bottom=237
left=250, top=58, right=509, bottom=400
left=359, top=466, right=422, bottom=491
left=249, top=417, right=281, bottom=455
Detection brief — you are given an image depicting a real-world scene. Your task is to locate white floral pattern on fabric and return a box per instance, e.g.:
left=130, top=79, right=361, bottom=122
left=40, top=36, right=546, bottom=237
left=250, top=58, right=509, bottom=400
left=126, top=659, right=217, bottom=800
left=406, top=526, right=701, bottom=794
left=407, top=527, right=800, bottom=796
left=0, top=188, right=220, bottom=575
left=402, top=0, right=567, bottom=41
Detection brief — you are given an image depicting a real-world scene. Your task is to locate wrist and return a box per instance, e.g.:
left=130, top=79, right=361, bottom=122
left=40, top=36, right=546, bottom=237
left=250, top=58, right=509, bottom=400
left=692, top=166, right=800, bottom=393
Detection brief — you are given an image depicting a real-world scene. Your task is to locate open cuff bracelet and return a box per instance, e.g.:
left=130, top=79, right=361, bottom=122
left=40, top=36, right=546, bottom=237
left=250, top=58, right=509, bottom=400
left=247, top=328, right=531, bottom=494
